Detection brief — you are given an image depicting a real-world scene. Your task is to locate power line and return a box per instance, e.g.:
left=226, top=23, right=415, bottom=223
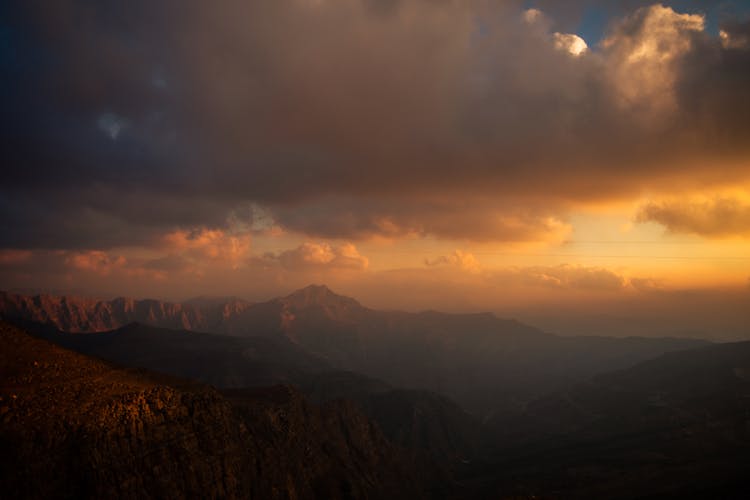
left=362, top=249, right=750, bottom=261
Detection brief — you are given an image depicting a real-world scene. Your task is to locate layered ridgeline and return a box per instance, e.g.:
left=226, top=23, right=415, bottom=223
left=4, top=317, right=749, bottom=498
left=0, top=286, right=706, bottom=415
left=25, top=322, right=484, bottom=465
left=0, top=322, right=444, bottom=499
left=470, top=340, right=750, bottom=499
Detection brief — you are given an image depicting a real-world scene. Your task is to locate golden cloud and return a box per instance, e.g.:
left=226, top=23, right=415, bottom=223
left=425, top=250, right=482, bottom=274
left=162, top=229, right=252, bottom=267
left=637, top=196, right=750, bottom=237
left=65, top=251, right=127, bottom=276
left=269, top=242, right=369, bottom=271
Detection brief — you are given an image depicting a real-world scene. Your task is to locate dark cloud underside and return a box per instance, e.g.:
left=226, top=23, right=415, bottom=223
left=2, top=1, right=750, bottom=248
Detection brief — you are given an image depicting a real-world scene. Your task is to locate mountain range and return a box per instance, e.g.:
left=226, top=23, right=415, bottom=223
left=2, top=284, right=750, bottom=498
left=0, top=285, right=707, bottom=415
left=471, top=340, right=750, bottom=498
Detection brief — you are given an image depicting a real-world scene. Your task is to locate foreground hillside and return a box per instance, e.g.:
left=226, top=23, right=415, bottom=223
left=0, top=322, right=440, bottom=499
left=21, top=321, right=483, bottom=466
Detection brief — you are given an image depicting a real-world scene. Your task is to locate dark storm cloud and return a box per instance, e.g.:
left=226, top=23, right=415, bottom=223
left=676, top=18, right=750, bottom=149
left=271, top=196, right=569, bottom=241
left=2, top=1, right=750, bottom=248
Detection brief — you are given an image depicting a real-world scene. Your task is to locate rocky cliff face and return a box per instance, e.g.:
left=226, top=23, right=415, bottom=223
left=0, top=321, right=248, bottom=499
left=0, top=322, right=440, bottom=499
left=0, top=291, right=253, bottom=334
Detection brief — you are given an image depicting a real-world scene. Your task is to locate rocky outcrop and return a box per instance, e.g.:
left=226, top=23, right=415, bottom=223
left=0, top=322, right=441, bottom=499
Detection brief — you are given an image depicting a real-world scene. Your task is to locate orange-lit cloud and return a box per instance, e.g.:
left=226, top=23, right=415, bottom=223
left=426, top=250, right=482, bottom=274
left=162, top=229, right=251, bottom=267
left=65, top=251, right=127, bottom=276
left=510, top=264, right=626, bottom=291
left=265, top=242, right=369, bottom=271
left=0, top=250, right=32, bottom=265
left=637, top=197, right=750, bottom=237
left=629, top=277, right=665, bottom=293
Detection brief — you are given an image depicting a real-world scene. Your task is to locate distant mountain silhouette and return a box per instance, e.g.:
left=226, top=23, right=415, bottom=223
left=31, top=321, right=331, bottom=388
left=0, top=286, right=708, bottom=415
left=474, top=341, right=750, bottom=499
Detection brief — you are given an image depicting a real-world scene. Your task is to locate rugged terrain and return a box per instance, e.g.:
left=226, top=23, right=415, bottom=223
left=0, top=322, right=441, bottom=499
left=2, top=300, right=749, bottom=499
left=0, top=286, right=707, bottom=415
left=17, top=321, right=482, bottom=466
left=470, top=341, right=750, bottom=498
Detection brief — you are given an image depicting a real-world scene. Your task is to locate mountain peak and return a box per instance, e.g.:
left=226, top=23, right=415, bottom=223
left=283, top=284, right=362, bottom=309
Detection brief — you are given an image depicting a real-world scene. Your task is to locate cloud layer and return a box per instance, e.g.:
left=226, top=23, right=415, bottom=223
left=2, top=1, right=750, bottom=249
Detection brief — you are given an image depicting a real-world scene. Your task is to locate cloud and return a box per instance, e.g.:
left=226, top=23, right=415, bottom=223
left=553, top=32, right=588, bottom=56
left=271, top=196, right=572, bottom=242
left=0, top=250, right=32, bottom=265
left=523, top=8, right=544, bottom=25
left=65, top=250, right=127, bottom=276
left=629, top=277, right=664, bottom=293
left=720, top=20, right=750, bottom=50
left=637, top=196, right=750, bottom=237
left=426, top=250, right=481, bottom=274
left=269, top=242, right=369, bottom=271
left=0, top=248, right=165, bottom=284
left=2, top=1, right=750, bottom=248
left=162, top=228, right=252, bottom=265
left=602, top=4, right=706, bottom=117
left=510, top=264, right=626, bottom=291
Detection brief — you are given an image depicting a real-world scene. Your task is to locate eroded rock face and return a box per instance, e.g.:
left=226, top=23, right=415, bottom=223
left=0, top=322, right=247, bottom=499
left=0, top=291, right=241, bottom=333
left=0, top=323, right=438, bottom=499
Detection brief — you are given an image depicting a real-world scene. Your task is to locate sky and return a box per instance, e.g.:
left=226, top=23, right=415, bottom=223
left=1, top=1, right=750, bottom=339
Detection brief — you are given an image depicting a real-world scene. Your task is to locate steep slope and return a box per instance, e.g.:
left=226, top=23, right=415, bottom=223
left=477, top=341, right=750, bottom=499
left=33, top=322, right=331, bottom=388
left=0, top=322, right=441, bottom=499
left=0, top=321, right=249, bottom=499
left=298, top=371, right=485, bottom=464
left=25, top=321, right=484, bottom=468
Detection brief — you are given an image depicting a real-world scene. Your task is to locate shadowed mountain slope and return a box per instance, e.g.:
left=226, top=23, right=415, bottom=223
left=31, top=321, right=331, bottom=389
left=473, top=341, right=750, bottom=499
left=0, top=322, right=443, bottom=499
left=17, top=321, right=481, bottom=466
